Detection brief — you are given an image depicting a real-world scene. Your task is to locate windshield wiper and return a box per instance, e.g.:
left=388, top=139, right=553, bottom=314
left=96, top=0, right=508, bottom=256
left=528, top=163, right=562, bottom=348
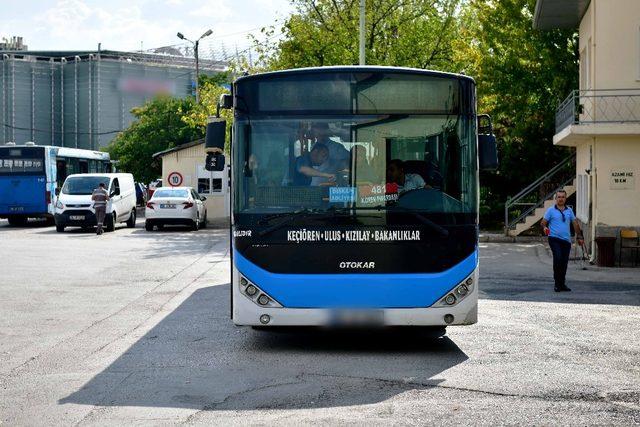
left=370, top=205, right=450, bottom=238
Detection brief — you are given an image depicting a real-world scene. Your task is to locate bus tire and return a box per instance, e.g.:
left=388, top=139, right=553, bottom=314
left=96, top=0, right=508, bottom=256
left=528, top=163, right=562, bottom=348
left=8, top=216, right=28, bottom=226
left=56, top=225, right=65, bottom=233
left=106, top=213, right=116, bottom=232
left=126, top=209, right=136, bottom=228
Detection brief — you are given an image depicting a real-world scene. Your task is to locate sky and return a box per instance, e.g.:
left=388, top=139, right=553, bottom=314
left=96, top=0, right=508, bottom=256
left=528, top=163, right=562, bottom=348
left=0, top=0, right=294, bottom=58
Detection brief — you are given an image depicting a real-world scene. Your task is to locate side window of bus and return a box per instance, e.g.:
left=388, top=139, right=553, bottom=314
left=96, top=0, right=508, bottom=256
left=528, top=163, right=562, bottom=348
left=111, top=178, right=120, bottom=196
left=56, top=160, right=67, bottom=188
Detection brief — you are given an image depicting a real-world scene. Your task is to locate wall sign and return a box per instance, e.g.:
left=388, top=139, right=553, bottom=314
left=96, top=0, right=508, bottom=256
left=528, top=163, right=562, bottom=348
left=610, top=167, right=635, bottom=190
left=167, top=171, right=183, bottom=187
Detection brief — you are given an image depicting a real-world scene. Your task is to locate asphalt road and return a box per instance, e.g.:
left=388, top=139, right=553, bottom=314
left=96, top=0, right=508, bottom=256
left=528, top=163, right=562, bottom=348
left=0, top=219, right=639, bottom=425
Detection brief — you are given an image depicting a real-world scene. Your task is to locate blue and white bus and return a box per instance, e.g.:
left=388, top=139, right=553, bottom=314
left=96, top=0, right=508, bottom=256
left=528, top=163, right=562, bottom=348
left=0, top=143, right=112, bottom=226
left=216, top=66, right=497, bottom=331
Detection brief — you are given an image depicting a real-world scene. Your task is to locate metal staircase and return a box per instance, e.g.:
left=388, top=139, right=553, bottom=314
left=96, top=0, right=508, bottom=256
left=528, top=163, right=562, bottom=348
left=504, top=153, right=576, bottom=237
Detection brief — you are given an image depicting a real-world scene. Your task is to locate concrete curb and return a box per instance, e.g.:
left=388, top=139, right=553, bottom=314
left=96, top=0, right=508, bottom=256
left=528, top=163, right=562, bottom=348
left=479, top=233, right=546, bottom=244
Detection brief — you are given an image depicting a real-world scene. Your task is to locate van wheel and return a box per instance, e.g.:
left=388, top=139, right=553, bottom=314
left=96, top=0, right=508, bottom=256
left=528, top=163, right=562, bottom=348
left=56, top=225, right=65, bottom=232
left=126, top=209, right=136, bottom=228
left=106, top=213, right=116, bottom=232
left=145, top=221, right=153, bottom=231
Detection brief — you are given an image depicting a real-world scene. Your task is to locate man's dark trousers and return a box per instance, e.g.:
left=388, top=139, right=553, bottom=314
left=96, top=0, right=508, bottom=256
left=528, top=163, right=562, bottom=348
left=548, top=236, right=571, bottom=288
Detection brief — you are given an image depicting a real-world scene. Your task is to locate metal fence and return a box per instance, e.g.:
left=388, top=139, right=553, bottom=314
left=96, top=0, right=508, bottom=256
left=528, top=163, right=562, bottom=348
left=556, top=89, right=640, bottom=133
left=0, top=51, right=225, bottom=150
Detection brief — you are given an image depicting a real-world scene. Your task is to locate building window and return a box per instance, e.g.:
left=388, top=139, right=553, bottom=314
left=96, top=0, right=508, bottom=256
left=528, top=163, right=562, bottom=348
left=197, top=164, right=223, bottom=195
left=580, top=43, right=590, bottom=90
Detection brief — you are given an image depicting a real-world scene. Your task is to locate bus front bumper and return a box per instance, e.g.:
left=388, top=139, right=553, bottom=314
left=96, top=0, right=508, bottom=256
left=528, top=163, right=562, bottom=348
left=231, top=266, right=479, bottom=327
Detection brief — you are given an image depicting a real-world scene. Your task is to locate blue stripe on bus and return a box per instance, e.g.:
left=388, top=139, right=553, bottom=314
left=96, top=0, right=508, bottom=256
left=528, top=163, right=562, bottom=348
left=234, top=248, right=478, bottom=309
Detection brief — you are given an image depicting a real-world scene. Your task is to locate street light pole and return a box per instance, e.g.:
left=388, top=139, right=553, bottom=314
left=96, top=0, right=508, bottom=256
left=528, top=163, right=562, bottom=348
left=177, top=29, right=212, bottom=104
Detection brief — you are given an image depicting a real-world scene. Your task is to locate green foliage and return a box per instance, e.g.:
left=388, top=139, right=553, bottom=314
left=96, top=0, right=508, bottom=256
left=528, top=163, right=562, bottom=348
left=254, top=0, right=463, bottom=70
left=104, top=96, right=204, bottom=184
left=254, top=0, right=579, bottom=226
left=465, top=0, right=578, bottom=224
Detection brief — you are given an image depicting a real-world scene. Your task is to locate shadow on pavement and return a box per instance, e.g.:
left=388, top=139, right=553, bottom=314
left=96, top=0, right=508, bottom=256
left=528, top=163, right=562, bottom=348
left=60, top=284, right=467, bottom=411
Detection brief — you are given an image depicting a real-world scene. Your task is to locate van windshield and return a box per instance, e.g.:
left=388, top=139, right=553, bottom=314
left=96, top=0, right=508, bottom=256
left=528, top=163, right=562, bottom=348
left=62, top=176, right=110, bottom=195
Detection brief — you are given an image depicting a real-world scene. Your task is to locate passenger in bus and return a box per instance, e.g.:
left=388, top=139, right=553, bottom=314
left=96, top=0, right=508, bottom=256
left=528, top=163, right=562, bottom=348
left=386, top=159, right=426, bottom=194
left=309, top=122, right=350, bottom=185
left=292, top=143, right=335, bottom=186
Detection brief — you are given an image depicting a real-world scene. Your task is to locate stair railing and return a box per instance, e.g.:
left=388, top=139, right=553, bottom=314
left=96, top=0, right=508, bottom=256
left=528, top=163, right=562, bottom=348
left=504, top=153, right=576, bottom=235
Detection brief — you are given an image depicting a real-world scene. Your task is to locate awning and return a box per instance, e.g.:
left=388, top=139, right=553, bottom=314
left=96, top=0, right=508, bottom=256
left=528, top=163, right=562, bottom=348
left=533, top=0, right=591, bottom=29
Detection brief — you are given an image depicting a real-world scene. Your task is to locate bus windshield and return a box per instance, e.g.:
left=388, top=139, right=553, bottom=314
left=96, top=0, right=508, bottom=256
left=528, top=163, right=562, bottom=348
left=234, top=115, right=476, bottom=216
left=233, top=71, right=477, bottom=220
left=62, top=176, right=111, bottom=195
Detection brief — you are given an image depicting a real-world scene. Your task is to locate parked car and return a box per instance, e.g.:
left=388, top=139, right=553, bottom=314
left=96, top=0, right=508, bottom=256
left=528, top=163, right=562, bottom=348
left=147, top=179, right=162, bottom=199
left=54, top=173, right=137, bottom=232
left=145, top=186, right=207, bottom=231
left=135, top=182, right=147, bottom=206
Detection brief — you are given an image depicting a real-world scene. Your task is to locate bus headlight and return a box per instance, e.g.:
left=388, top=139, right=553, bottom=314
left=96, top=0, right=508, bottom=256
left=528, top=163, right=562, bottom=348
left=237, top=274, right=282, bottom=308
left=434, top=272, right=475, bottom=307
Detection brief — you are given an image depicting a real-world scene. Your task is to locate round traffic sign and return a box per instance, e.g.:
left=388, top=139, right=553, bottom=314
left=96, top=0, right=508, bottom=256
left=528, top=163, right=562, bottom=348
left=167, top=171, right=183, bottom=187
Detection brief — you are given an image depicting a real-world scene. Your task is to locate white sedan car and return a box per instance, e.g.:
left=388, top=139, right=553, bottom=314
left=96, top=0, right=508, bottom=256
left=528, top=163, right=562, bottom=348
left=145, top=186, right=207, bottom=231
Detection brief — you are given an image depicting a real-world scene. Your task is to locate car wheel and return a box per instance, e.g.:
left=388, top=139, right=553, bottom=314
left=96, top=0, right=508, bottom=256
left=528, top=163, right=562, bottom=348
left=191, top=214, right=200, bottom=231
left=200, top=211, right=207, bottom=229
left=126, top=209, right=136, bottom=228
left=106, top=213, right=116, bottom=232
left=55, top=225, right=65, bottom=233
left=145, top=221, right=153, bottom=231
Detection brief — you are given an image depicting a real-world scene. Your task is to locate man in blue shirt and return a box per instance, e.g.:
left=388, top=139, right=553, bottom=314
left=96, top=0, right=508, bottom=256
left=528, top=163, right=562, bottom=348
left=292, top=143, right=334, bottom=186
left=541, top=189, right=584, bottom=292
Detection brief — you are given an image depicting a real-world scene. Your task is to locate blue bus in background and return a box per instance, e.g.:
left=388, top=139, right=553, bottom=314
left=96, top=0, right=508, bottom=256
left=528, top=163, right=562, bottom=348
left=213, top=66, right=497, bottom=332
left=0, top=143, right=112, bottom=226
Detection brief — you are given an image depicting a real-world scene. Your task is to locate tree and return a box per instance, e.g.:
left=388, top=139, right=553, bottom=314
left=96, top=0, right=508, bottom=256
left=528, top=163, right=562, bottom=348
left=254, top=0, right=463, bottom=70
left=461, top=0, right=578, bottom=226
left=105, top=96, right=203, bottom=184
left=254, top=0, right=579, bottom=227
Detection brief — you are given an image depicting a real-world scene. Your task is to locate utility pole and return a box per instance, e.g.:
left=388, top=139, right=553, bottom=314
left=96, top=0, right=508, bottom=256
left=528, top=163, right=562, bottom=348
left=359, top=0, right=366, bottom=65
left=194, top=40, right=200, bottom=103
left=177, top=29, right=213, bottom=104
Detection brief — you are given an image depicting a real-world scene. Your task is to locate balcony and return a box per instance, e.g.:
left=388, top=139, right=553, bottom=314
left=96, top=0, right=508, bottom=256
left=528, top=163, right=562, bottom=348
left=555, top=89, right=640, bottom=145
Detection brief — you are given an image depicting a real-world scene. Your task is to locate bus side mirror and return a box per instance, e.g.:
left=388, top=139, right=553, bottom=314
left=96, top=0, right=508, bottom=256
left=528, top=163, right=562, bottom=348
left=478, top=114, right=498, bottom=171
left=205, top=152, right=225, bottom=172
left=479, top=134, right=498, bottom=171
left=206, top=118, right=226, bottom=152
left=219, top=94, right=233, bottom=109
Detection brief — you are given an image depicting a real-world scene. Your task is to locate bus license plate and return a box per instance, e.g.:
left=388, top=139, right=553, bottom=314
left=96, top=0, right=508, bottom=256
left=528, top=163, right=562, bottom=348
left=160, top=204, right=176, bottom=209
left=329, top=309, right=385, bottom=327
left=70, top=215, right=85, bottom=220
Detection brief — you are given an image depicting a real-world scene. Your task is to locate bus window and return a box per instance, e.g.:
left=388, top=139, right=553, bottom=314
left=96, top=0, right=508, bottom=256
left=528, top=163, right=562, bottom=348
left=56, top=160, right=67, bottom=187
left=79, top=160, right=89, bottom=174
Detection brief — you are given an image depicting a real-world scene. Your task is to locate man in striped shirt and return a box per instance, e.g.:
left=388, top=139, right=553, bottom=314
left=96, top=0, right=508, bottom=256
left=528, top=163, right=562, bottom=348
left=91, top=182, right=110, bottom=235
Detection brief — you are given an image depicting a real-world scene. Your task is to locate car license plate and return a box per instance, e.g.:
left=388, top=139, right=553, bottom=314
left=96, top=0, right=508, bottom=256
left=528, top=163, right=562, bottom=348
left=70, top=215, right=85, bottom=220
left=160, top=204, right=176, bottom=209
left=9, top=206, right=24, bottom=212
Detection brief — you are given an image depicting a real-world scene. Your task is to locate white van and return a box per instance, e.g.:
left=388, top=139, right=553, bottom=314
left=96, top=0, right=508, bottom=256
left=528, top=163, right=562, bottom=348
left=54, top=173, right=137, bottom=232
